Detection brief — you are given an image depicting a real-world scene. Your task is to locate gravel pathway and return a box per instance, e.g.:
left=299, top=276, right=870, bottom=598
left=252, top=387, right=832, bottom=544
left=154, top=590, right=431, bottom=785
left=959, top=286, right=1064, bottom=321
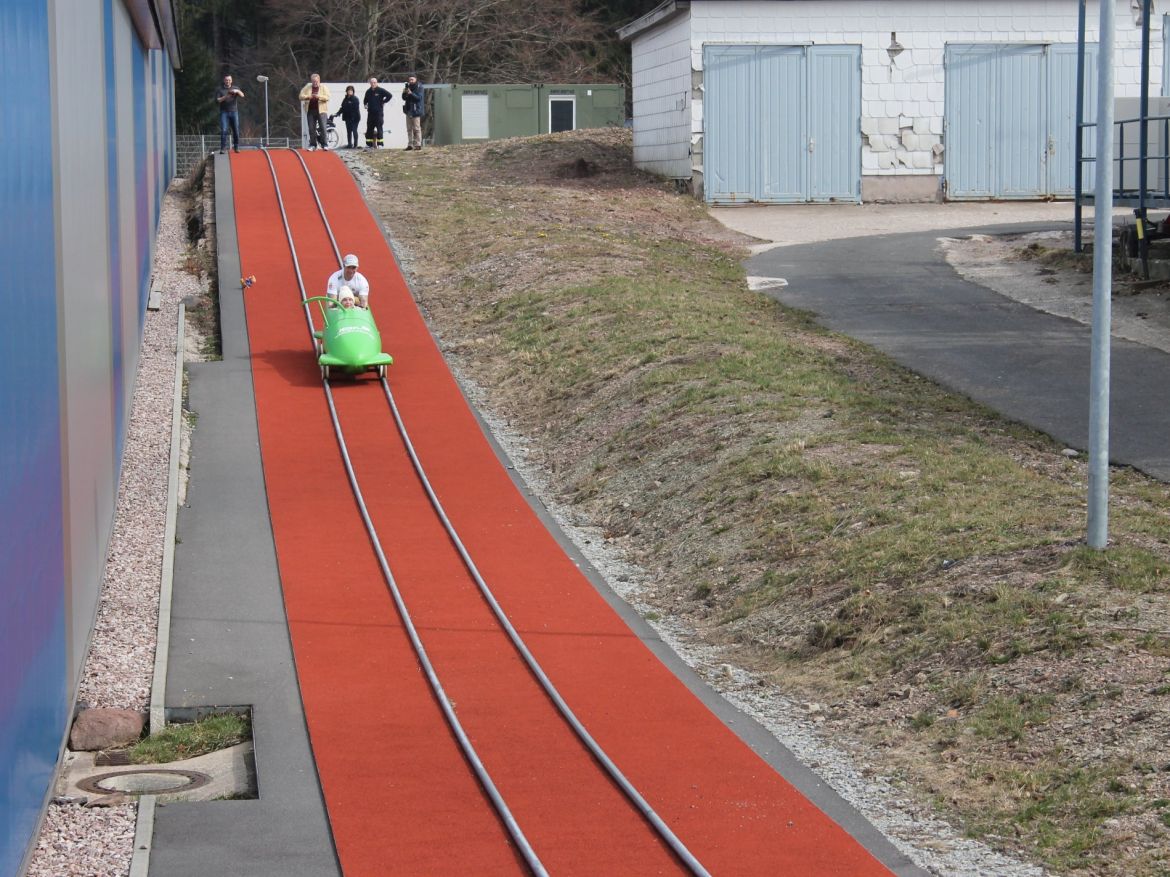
left=25, top=179, right=201, bottom=877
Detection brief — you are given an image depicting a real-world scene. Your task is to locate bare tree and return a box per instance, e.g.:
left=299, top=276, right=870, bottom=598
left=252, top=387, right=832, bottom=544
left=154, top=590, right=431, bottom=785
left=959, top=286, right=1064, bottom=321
left=263, top=0, right=609, bottom=86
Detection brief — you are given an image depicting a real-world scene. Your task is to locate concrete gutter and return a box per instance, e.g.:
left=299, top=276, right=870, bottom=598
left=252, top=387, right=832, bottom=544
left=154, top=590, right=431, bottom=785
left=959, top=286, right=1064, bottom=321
left=149, top=301, right=185, bottom=737
left=129, top=299, right=184, bottom=877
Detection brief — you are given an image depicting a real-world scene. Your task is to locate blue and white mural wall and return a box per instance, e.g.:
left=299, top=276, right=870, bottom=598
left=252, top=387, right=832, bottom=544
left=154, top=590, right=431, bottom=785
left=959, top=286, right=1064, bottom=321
left=0, top=1, right=178, bottom=873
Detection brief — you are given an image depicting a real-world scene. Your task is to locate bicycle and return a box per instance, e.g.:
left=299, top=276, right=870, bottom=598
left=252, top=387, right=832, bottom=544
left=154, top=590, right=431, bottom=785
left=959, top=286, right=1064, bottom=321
left=325, top=116, right=340, bottom=149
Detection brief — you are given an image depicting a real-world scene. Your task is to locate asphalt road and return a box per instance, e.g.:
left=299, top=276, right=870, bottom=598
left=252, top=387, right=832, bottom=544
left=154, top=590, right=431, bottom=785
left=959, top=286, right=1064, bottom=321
left=748, top=224, right=1170, bottom=482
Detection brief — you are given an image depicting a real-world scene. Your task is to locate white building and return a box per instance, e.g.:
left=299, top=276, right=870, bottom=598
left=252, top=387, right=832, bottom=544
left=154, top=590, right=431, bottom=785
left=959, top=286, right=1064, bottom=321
left=619, top=0, right=1161, bottom=202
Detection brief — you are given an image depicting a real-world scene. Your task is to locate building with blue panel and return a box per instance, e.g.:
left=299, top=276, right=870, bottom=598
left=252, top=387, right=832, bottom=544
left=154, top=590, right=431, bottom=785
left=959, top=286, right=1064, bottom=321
left=0, top=2, right=178, bottom=874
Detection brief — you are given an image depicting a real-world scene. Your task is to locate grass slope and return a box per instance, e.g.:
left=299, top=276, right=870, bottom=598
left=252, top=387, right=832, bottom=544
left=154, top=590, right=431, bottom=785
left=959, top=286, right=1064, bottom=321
left=358, top=128, right=1170, bottom=875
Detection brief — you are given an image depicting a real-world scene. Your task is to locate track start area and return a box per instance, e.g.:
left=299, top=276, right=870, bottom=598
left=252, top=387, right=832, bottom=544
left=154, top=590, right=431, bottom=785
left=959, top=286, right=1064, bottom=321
left=228, top=148, right=905, bottom=876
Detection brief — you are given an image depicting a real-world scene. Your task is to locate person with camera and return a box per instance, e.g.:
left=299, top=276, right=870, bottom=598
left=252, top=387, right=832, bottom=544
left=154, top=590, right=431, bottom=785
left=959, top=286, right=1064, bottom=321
left=363, top=77, right=393, bottom=148
left=215, top=74, right=245, bottom=154
left=402, top=75, right=424, bottom=151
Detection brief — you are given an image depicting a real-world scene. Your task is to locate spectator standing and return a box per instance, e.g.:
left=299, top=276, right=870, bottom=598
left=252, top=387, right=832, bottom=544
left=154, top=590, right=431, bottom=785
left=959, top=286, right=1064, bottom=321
left=299, top=73, right=331, bottom=150
left=363, top=78, right=392, bottom=149
left=332, top=86, right=361, bottom=148
left=215, top=74, right=244, bottom=154
left=402, top=75, right=424, bottom=151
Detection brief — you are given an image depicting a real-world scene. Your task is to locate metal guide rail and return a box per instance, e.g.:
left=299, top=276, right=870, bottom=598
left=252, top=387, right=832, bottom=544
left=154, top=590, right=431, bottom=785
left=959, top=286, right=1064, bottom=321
left=256, top=147, right=712, bottom=877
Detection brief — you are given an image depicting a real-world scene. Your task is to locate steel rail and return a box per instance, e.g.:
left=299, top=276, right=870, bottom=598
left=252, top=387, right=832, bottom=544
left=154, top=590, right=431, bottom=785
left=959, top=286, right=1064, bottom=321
left=285, top=150, right=713, bottom=877
left=258, top=147, right=549, bottom=877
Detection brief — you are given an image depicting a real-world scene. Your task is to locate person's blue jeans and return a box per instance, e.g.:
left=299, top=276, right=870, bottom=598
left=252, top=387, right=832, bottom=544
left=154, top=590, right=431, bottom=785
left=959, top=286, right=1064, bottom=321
left=220, top=110, right=240, bottom=151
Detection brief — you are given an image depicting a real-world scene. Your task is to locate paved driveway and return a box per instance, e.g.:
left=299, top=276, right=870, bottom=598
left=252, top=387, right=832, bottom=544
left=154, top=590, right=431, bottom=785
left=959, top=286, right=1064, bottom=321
left=709, top=201, right=1117, bottom=252
left=709, top=203, right=1170, bottom=482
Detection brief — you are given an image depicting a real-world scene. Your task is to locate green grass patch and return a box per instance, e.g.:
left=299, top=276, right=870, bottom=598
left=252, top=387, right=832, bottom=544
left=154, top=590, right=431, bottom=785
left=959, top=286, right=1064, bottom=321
left=129, top=712, right=251, bottom=764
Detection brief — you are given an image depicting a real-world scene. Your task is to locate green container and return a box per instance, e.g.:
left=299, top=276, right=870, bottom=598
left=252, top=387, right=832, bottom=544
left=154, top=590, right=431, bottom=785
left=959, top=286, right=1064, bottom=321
left=427, top=84, right=624, bottom=146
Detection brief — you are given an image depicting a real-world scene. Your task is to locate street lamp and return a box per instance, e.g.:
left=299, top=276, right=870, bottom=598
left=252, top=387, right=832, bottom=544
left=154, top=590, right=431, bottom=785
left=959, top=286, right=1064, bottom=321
left=256, top=75, right=270, bottom=145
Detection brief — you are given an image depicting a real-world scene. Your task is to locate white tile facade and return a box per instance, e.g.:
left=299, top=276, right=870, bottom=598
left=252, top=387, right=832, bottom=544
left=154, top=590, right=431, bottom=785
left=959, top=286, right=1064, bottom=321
left=628, top=0, right=1161, bottom=194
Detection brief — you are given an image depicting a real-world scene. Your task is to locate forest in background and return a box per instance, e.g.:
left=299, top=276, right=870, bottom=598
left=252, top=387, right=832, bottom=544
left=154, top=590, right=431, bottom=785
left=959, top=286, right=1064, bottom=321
left=175, top=0, right=659, bottom=136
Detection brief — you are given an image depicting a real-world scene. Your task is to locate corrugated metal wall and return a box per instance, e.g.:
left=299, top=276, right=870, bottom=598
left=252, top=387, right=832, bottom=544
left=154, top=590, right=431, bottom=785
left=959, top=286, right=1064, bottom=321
left=704, top=44, right=861, bottom=204
left=945, top=43, right=1097, bottom=199
left=0, top=5, right=67, bottom=876
left=0, top=0, right=176, bottom=872
left=627, top=10, right=692, bottom=180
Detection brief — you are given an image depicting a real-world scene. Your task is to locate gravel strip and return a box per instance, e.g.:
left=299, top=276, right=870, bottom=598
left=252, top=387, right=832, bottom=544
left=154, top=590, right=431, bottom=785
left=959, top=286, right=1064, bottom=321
left=25, top=179, right=202, bottom=877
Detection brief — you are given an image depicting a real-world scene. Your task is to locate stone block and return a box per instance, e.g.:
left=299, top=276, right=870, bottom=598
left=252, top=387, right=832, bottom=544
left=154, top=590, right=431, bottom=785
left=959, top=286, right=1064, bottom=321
left=70, top=708, right=145, bottom=752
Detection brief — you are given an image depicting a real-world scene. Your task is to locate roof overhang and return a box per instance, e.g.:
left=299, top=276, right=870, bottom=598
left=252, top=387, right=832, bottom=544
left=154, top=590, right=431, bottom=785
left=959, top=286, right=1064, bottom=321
left=122, top=0, right=182, bottom=69
left=617, top=0, right=691, bottom=42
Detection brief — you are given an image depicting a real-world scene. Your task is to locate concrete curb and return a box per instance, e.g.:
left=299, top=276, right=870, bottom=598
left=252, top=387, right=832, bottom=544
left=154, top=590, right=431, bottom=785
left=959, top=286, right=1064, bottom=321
left=131, top=302, right=184, bottom=877
left=127, top=795, right=156, bottom=877
left=150, top=300, right=184, bottom=735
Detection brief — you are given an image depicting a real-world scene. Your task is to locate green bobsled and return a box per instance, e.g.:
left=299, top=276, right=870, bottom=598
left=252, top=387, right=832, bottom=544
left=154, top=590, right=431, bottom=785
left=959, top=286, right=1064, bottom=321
left=305, top=295, right=394, bottom=379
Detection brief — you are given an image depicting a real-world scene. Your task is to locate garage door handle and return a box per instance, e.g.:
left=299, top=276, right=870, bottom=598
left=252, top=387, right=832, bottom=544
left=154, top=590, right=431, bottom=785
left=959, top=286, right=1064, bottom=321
left=1047, top=136, right=1055, bottom=156
left=808, top=138, right=815, bottom=153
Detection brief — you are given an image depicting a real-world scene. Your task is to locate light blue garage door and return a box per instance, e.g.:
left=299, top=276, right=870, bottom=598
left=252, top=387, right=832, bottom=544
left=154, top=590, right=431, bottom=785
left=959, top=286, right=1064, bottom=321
left=705, top=44, right=861, bottom=204
left=946, top=43, right=1097, bottom=198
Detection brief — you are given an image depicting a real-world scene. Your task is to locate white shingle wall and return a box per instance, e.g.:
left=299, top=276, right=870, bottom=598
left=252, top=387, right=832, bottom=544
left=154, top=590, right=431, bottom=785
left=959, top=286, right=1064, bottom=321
left=630, top=12, right=694, bottom=178
left=667, top=0, right=1159, bottom=179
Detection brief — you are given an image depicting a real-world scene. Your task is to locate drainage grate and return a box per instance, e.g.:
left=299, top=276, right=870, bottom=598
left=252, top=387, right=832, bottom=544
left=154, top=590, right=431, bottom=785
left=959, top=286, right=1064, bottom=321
left=77, top=768, right=212, bottom=797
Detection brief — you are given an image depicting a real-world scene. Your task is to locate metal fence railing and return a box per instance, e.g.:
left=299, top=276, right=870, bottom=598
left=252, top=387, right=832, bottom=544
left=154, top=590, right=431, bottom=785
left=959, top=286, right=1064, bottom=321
left=176, top=135, right=296, bottom=177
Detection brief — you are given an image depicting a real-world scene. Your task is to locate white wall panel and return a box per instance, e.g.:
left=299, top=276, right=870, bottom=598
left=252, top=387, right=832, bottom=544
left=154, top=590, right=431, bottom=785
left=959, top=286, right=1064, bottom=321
left=51, top=0, right=116, bottom=684
left=114, top=0, right=140, bottom=403
left=630, top=11, right=692, bottom=178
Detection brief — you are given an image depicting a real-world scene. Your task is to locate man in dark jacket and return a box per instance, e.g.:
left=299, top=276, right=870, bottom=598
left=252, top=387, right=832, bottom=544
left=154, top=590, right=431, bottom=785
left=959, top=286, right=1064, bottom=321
left=332, top=85, right=361, bottom=148
left=215, top=74, right=245, bottom=154
left=363, top=77, right=392, bottom=149
left=402, top=75, right=424, bottom=151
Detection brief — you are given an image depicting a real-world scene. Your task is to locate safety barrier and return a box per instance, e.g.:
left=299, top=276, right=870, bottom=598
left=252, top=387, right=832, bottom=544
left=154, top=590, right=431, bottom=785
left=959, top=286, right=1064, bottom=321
left=176, top=135, right=294, bottom=177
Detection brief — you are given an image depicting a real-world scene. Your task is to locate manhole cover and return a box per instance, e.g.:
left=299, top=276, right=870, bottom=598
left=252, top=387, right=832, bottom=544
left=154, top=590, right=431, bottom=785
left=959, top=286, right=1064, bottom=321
left=77, top=768, right=211, bottom=796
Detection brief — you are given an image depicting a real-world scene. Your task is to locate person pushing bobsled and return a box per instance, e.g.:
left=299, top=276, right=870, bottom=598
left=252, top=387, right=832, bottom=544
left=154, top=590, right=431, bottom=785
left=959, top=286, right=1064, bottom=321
left=325, top=253, right=369, bottom=308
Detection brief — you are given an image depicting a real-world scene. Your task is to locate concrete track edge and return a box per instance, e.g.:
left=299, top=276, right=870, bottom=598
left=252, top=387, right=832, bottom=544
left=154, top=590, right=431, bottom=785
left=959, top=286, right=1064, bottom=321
left=128, top=299, right=185, bottom=877
left=146, top=152, right=339, bottom=877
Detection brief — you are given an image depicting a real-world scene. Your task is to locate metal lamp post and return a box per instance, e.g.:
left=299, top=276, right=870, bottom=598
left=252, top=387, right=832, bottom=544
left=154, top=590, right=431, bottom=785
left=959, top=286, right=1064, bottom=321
left=256, top=75, right=270, bottom=145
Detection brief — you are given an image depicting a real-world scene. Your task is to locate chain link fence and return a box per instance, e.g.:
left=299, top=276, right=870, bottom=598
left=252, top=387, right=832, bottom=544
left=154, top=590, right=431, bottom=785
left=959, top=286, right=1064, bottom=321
left=176, top=135, right=296, bottom=177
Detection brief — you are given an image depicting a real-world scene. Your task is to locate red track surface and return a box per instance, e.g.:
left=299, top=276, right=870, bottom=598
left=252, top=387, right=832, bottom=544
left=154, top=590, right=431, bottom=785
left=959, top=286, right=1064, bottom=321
left=230, top=150, right=896, bottom=877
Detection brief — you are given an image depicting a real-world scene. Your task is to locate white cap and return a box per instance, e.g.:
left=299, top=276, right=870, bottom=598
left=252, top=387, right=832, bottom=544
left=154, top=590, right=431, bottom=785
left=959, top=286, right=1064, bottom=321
left=343, top=254, right=359, bottom=267
left=338, top=287, right=355, bottom=300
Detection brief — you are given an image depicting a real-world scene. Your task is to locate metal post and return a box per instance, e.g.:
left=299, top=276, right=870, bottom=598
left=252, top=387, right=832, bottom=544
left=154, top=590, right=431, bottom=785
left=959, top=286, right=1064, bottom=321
left=1074, top=0, right=1086, bottom=252
left=257, top=74, right=270, bottom=146
left=1138, top=0, right=1151, bottom=277
left=1088, top=0, right=1115, bottom=550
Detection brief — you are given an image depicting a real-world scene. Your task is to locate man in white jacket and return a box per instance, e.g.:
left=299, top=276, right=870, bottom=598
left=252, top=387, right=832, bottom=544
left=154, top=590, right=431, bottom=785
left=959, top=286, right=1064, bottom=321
left=325, top=254, right=369, bottom=308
